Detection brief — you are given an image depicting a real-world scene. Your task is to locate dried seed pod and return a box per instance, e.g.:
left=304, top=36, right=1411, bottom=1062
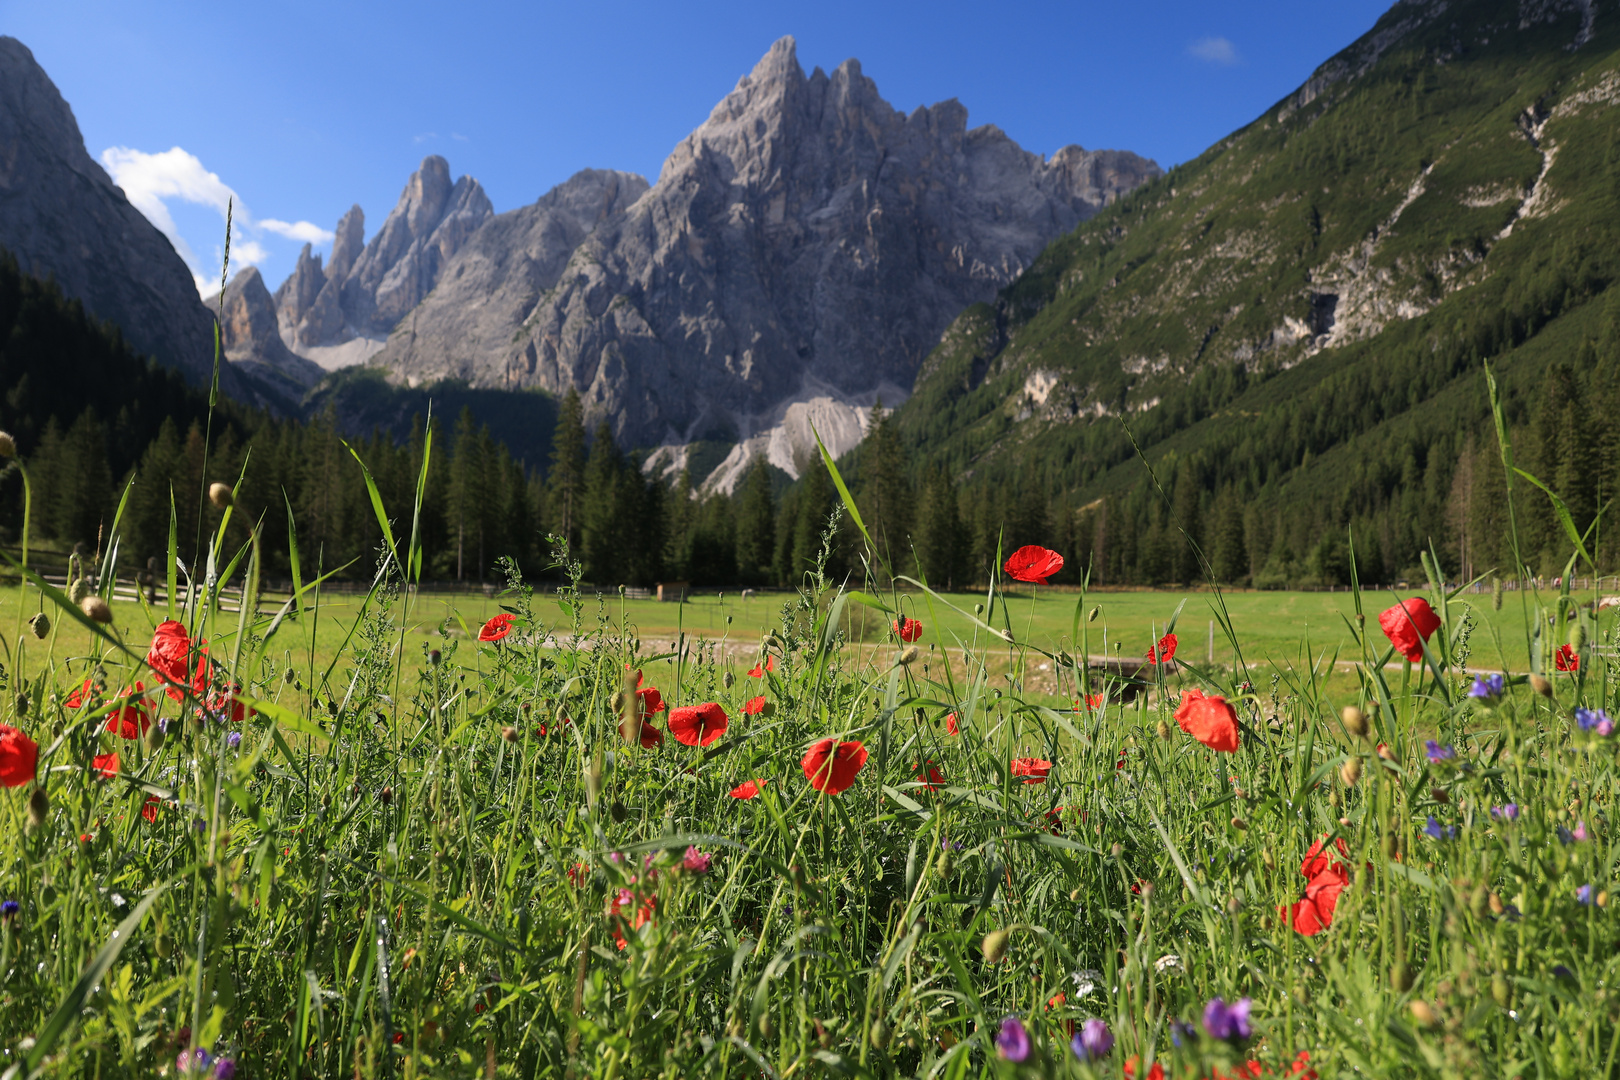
left=208, top=483, right=234, bottom=509
left=80, top=596, right=112, bottom=623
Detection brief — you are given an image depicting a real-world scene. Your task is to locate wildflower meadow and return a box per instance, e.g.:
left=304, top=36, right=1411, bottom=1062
left=0, top=365, right=1617, bottom=1080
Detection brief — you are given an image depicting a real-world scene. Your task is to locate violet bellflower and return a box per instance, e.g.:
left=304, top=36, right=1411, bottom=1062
left=995, top=1016, right=1031, bottom=1062
left=1072, top=1018, right=1113, bottom=1061
left=1202, top=997, right=1252, bottom=1042
left=1468, top=673, right=1505, bottom=700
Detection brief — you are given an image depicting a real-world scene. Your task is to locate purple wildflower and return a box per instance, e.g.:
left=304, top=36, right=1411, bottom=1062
left=1559, top=826, right=1577, bottom=845
left=1577, top=884, right=1594, bottom=905
left=1423, top=816, right=1455, bottom=840
left=226, top=731, right=241, bottom=749
left=682, top=846, right=712, bottom=874
left=1072, top=1018, right=1113, bottom=1060
left=1425, top=740, right=1456, bottom=763
left=1468, top=673, right=1504, bottom=700
left=1577, top=708, right=1614, bottom=736
left=1170, top=1018, right=1199, bottom=1047
left=214, top=1060, right=236, bottom=1080
left=996, top=1016, right=1031, bottom=1062
left=1574, top=820, right=1589, bottom=842
left=176, top=1049, right=214, bottom=1076
left=1490, top=804, right=1520, bottom=822
left=0, top=899, right=17, bottom=919
left=1203, top=997, right=1252, bottom=1042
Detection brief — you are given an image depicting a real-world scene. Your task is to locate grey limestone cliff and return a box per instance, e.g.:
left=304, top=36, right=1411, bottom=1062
left=372, top=37, right=1161, bottom=449
left=0, top=36, right=243, bottom=394
left=214, top=267, right=326, bottom=399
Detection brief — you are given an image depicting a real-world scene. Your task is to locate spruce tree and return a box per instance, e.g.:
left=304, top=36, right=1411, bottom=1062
left=858, top=401, right=913, bottom=571
left=549, top=388, right=588, bottom=555
left=580, top=422, right=624, bottom=584
left=734, top=457, right=776, bottom=584
left=914, top=466, right=964, bottom=589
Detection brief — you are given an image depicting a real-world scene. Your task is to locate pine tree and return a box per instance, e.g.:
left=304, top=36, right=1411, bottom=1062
left=734, top=457, right=776, bottom=584
left=548, top=388, right=587, bottom=554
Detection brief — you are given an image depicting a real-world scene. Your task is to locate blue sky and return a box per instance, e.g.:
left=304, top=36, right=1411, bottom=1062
left=3, top=0, right=1393, bottom=293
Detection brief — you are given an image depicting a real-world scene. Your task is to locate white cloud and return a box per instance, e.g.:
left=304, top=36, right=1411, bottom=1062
left=99, top=145, right=332, bottom=294
left=259, top=219, right=335, bottom=243
left=1188, top=36, right=1240, bottom=65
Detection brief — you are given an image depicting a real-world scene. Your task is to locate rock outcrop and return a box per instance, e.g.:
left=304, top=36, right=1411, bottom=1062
left=213, top=267, right=326, bottom=399
left=369, top=38, right=1160, bottom=453
left=276, top=159, right=494, bottom=366
left=0, top=36, right=244, bottom=394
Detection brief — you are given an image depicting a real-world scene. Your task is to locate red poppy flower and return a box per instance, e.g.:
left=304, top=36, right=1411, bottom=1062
left=945, top=711, right=961, bottom=736
left=566, top=862, right=589, bottom=887
left=1288, top=864, right=1349, bottom=936
left=92, top=752, right=120, bottom=780
left=668, top=702, right=729, bottom=747
left=802, top=738, right=868, bottom=794
left=1180, top=693, right=1240, bottom=753
left=1123, top=1058, right=1167, bottom=1080
left=65, top=679, right=92, bottom=709
left=747, top=656, right=776, bottom=678
left=1003, top=545, right=1064, bottom=584
left=1009, top=757, right=1053, bottom=784
left=1173, top=687, right=1207, bottom=733
left=1377, top=598, right=1441, bottom=663
left=0, top=724, right=38, bottom=787
left=913, top=760, right=944, bottom=792
left=1044, top=806, right=1066, bottom=833
left=893, top=617, right=923, bottom=643
left=141, top=795, right=161, bottom=823
left=146, top=619, right=193, bottom=701
left=637, top=684, right=666, bottom=716
left=729, top=778, right=768, bottom=799
left=637, top=722, right=665, bottom=748
left=743, top=696, right=767, bottom=715
left=1146, top=633, right=1178, bottom=665
left=1076, top=693, right=1105, bottom=712
left=1555, top=644, right=1580, bottom=672
left=1300, top=836, right=1350, bottom=879
left=105, top=685, right=152, bottom=739
left=478, top=613, right=514, bottom=642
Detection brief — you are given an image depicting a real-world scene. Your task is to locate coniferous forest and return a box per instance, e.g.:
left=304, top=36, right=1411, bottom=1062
left=2, top=248, right=1615, bottom=591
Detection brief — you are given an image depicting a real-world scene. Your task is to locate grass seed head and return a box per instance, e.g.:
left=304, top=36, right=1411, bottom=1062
left=208, top=482, right=234, bottom=509
left=80, top=596, right=112, bottom=623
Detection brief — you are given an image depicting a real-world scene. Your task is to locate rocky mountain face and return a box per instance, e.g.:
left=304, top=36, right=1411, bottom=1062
left=0, top=36, right=250, bottom=397
left=213, top=267, right=327, bottom=402
left=274, top=157, right=494, bottom=366
left=360, top=37, right=1159, bottom=476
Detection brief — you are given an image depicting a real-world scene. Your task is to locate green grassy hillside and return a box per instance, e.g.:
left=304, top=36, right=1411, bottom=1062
left=893, top=0, right=1620, bottom=586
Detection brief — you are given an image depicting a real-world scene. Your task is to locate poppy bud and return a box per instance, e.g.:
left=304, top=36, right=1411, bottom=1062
left=155, top=930, right=173, bottom=957
left=27, top=785, right=49, bottom=829
left=1069, top=886, right=1082, bottom=902
left=1469, top=884, right=1490, bottom=917
left=1491, top=972, right=1510, bottom=1006
left=723, top=671, right=735, bottom=689
left=1110, top=843, right=1123, bottom=858
left=973, top=603, right=984, bottom=616
left=1431, top=787, right=1449, bottom=804
left=80, top=596, right=112, bottom=623
left=1262, top=848, right=1276, bottom=870
left=380, top=786, right=393, bottom=805
left=1227, top=895, right=1244, bottom=914
left=1530, top=674, right=1553, bottom=698
left=870, top=1019, right=892, bottom=1049
left=1409, top=1000, right=1436, bottom=1028
left=1599, top=891, right=1611, bottom=908
left=27, top=613, right=48, bottom=639
left=1341, top=706, right=1369, bottom=740
left=429, top=649, right=442, bottom=666
left=1340, top=757, right=1362, bottom=786
left=1156, top=720, right=1171, bottom=740
left=1088, top=606, right=1099, bottom=622
left=1492, top=578, right=1504, bottom=611
left=1376, top=743, right=1396, bottom=762
left=981, top=929, right=1010, bottom=963
left=1391, top=964, right=1413, bottom=991
left=1488, top=892, right=1503, bottom=915
left=67, top=578, right=89, bottom=604
left=13, top=693, right=25, bottom=719
left=0, top=431, right=15, bottom=458
left=610, top=800, right=627, bottom=823
left=501, top=726, right=519, bottom=743
left=898, top=646, right=919, bottom=666
left=1569, top=622, right=1586, bottom=651
left=757, top=1013, right=773, bottom=1039
left=144, top=720, right=165, bottom=753
left=208, top=483, right=234, bottom=509
left=1383, top=832, right=1402, bottom=860
left=1230, top=817, right=1247, bottom=830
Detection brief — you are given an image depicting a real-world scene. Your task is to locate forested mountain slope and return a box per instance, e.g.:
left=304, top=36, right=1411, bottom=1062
left=892, top=0, right=1620, bottom=586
